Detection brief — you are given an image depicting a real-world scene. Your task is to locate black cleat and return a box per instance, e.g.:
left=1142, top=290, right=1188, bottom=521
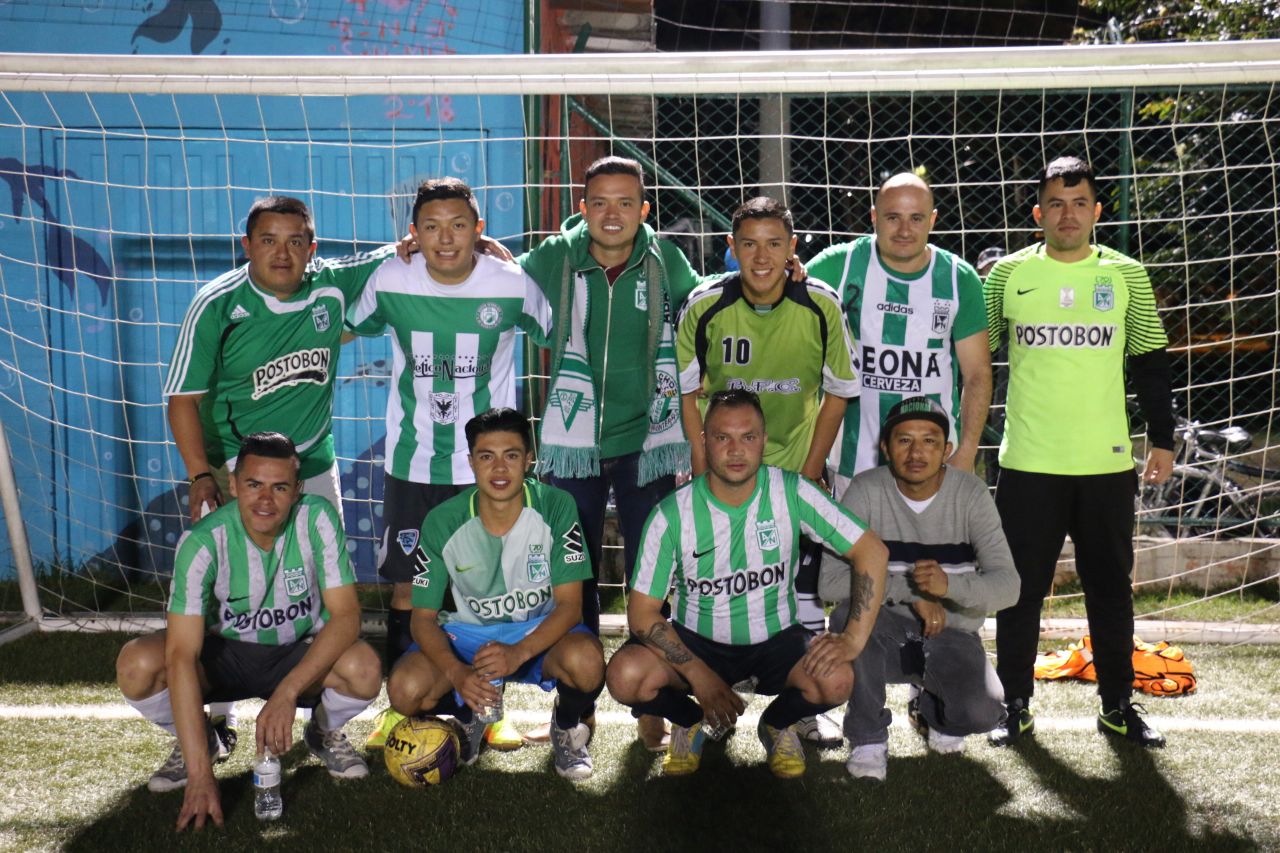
left=1098, top=702, right=1166, bottom=748
left=988, top=698, right=1034, bottom=747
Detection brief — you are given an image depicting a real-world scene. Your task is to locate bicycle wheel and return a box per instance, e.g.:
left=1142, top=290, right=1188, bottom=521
left=1137, top=469, right=1259, bottom=538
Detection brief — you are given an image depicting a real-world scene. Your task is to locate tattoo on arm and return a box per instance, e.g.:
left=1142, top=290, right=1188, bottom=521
left=848, top=569, right=875, bottom=623
left=641, top=622, right=693, bottom=666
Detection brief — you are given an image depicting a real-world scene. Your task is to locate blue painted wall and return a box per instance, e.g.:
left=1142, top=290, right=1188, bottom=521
left=0, top=0, right=529, bottom=582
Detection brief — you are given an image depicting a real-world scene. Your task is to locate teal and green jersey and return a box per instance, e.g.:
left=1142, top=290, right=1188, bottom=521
left=808, top=237, right=986, bottom=477
left=632, top=466, right=868, bottom=644
left=163, top=246, right=394, bottom=479
left=676, top=275, right=860, bottom=473
left=411, top=480, right=591, bottom=624
left=984, top=243, right=1169, bottom=475
left=348, top=253, right=552, bottom=484
left=168, top=495, right=354, bottom=644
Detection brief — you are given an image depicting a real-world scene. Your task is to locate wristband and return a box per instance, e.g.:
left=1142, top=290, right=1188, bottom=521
left=189, top=471, right=214, bottom=485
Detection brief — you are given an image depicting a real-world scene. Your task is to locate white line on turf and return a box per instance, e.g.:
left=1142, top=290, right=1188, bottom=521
left=1, top=703, right=1278, bottom=733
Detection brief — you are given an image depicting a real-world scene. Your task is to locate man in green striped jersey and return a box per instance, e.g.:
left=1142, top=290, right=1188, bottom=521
left=984, top=157, right=1175, bottom=749
left=385, top=409, right=603, bottom=779
left=607, top=390, right=888, bottom=779
left=806, top=173, right=991, bottom=494
left=115, top=432, right=381, bottom=831
left=347, top=178, right=553, bottom=681
left=165, top=196, right=396, bottom=524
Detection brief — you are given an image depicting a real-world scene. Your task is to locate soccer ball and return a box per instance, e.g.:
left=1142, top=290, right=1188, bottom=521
left=383, top=715, right=462, bottom=788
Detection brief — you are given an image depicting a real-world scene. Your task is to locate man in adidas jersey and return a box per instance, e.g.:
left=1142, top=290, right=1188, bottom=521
left=984, top=156, right=1175, bottom=749
left=385, top=408, right=604, bottom=779
left=165, top=195, right=396, bottom=524
left=115, top=432, right=380, bottom=830
left=820, top=397, right=1018, bottom=782
left=347, top=178, right=553, bottom=690
left=607, top=389, right=888, bottom=779
left=806, top=172, right=991, bottom=494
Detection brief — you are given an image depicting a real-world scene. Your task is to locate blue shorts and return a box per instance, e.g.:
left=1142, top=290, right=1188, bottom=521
left=408, top=614, right=591, bottom=696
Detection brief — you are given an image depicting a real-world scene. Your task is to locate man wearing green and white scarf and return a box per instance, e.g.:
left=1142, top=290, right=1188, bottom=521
left=519, top=157, right=701, bottom=750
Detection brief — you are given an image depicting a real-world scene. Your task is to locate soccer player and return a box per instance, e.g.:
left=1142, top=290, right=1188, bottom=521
left=806, top=172, right=992, bottom=492
left=819, top=397, right=1018, bottom=781
left=606, top=389, right=888, bottom=779
left=115, top=432, right=380, bottom=831
left=518, top=155, right=701, bottom=749
left=984, top=156, right=1175, bottom=748
left=385, top=408, right=604, bottom=780
left=348, top=177, right=552, bottom=743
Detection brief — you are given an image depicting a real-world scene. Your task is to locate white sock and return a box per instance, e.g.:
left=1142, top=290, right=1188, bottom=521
left=124, top=688, right=177, bottom=736
left=207, top=701, right=237, bottom=729
left=319, top=688, right=372, bottom=731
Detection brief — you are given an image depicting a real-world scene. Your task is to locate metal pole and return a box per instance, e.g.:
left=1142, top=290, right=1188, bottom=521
left=758, top=0, right=791, bottom=202
left=0, top=422, right=41, bottom=623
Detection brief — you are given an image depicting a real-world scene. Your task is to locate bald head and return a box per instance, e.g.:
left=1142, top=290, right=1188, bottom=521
left=874, top=172, right=934, bottom=208
left=870, top=173, right=937, bottom=274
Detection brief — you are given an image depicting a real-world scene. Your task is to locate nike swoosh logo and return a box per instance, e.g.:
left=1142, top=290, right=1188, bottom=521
left=1016, top=288, right=1037, bottom=295
left=226, top=595, right=249, bottom=603
left=693, top=548, right=715, bottom=559
left=456, top=564, right=476, bottom=573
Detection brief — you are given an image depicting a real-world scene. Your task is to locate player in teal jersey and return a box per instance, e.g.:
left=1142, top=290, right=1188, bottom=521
left=165, top=195, right=396, bottom=524
left=806, top=173, right=991, bottom=489
left=984, top=157, right=1175, bottom=749
left=347, top=178, right=553, bottom=693
left=115, top=432, right=381, bottom=831
left=385, top=409, right=604, bottom=779
left=607, top=390, right=888, bottom=779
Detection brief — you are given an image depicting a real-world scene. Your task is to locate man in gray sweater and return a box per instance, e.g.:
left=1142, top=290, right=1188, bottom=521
left=819, top=397, right=1019, bottom=781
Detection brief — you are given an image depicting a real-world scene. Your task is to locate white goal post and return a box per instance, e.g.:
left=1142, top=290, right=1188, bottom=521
left=0, top=42, right=1277, bottom=645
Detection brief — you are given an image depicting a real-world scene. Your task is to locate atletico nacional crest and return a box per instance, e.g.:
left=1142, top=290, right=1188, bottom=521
left=931, top=300, right=952, bottom=335
left=312, top=303, right=331, bottom=332
left=283, top=564, right=309, bottom=597
left=1093, top=282, right=1114, bottom=311
left=756, top=519, right=780, bottom=551
left=527, top=545, right=550, bottom=583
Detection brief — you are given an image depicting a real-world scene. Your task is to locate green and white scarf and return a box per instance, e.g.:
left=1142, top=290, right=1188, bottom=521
left=537, top=252, right=689, bottom=485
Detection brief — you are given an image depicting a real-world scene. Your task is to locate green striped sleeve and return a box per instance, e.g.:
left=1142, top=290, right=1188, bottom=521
left=983, top=260, right=1013, bottom=352
left=307, top=496, right=354, bottom=590
left=632, top=498, right=678, bottom=599
left=168, top=530, right=215, bottom=617
left=953, top=261, right=988, bottom=339
left=793, top=474, right=866, bottom=554
left=315, top=244, right=397, bottom=304
left=1107, top=254, right=1169, bottom=355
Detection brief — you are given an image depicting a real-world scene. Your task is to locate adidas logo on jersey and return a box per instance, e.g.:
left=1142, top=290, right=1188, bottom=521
left=230, top=304, right=251, bottom=321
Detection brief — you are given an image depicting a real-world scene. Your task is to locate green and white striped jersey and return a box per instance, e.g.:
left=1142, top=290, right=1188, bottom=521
left=633, top=466, right=868, bottom=644
left=348, top=253, right=553, bottom=484
left=168, top=495, right=354, bottom=645
left=411, top=480, right=591, bottom=625
left=807, top=237, right=986, bottom=477
left=163, top=247, right=394, bottom=479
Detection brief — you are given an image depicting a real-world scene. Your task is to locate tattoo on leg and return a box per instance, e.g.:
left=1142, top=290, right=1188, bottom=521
left=641, top=622, right=693, bottom=665
left=848, top=569, right=875, bottom=624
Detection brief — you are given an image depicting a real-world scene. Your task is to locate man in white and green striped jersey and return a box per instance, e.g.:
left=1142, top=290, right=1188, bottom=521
left=607, top=389, right=888, bottom=779
left=116, top=432, right=381, bottom=831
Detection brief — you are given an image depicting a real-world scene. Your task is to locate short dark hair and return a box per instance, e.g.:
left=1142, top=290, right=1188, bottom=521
left=1038, top=156, right=1100, bottom=202
left=411, top=177, right=481, bottom=226
left=465, top=407, right=533, bottom=453
left=704, top=388, right=766, bottom=426
left=245, top=196, right=315, bottom=243
left=236, top=431, right=300, bottom=472
left=583, top=156, right=646, bottom=192
left=731, top=196, right=793, bottom=237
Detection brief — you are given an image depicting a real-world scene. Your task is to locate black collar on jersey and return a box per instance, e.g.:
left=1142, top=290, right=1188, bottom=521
left=693, top=273, right=829, bottom=377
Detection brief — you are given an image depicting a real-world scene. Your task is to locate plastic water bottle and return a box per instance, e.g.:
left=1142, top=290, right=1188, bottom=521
left=253, top=749, right=282, bottom=821
left=476, top=679, right=504, bottom=724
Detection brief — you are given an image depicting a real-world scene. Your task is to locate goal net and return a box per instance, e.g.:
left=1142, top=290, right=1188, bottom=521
left=0, top=43, right=1277, bottom=641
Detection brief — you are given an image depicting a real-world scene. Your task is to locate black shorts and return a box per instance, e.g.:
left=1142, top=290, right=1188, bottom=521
left=200, top=634, right=319, bottom=705
left=626, top=622, right=813, bottom=696
left=377, top=474, right=466, bottom=583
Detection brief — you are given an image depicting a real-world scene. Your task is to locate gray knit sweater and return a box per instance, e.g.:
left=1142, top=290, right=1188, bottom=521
left=818, top=466, right=1019, bottom=633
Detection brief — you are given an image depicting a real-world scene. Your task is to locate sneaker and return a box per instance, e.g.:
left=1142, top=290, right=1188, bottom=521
left=365, top=708, right=405, bottom=750
left=795, top=712, right=844, bottom=749
left=485, top=714, right=525, bottom=751
left=1098, top=701, right=1166, bottom=748
left=456, top=714, right=488, bottom=766
left=845, top=742, right=888, bottom=782
left=988, top=698, right=1034, bottom=747
left=757, top=720, right=806, bottom=779
left=662, top=721, right=707, bottom=777
left=147, top=717, right=227, bottom=793
left=638, top=714, right=670, bottom=753
left=905, top=687, right=965, bottom=754
left=210, top=714, right=237, bottom=760
left=304, top=716, right=369, bottom=779
left=550, top=709, right=593, bottom=781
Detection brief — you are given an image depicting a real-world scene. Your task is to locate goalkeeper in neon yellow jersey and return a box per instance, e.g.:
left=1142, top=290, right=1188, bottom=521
left=384, top=408, right=604, bottom=780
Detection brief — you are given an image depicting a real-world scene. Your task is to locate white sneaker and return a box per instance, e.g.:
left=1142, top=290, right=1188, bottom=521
left=927, top=729, right=966, bottom=755
left=795, top=712, right=844, bottom=748
left=845, top=742, right=888, bottom=782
